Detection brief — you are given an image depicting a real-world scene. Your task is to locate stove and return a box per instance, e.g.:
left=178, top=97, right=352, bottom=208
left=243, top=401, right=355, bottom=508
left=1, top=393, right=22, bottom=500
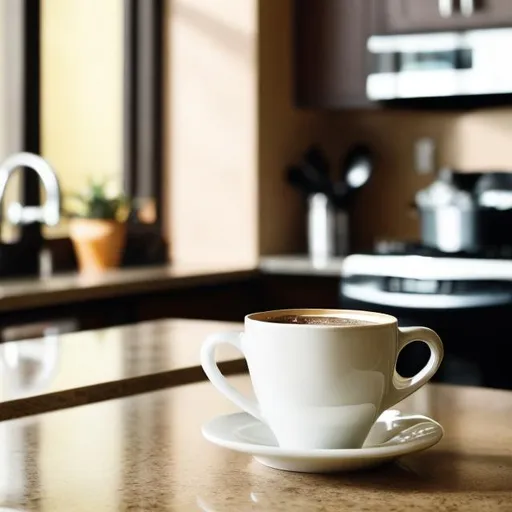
left=374, top=239, right=512, bottom=259
left=340, top=242, right=512, bottom=390
left=343, top=240, right=512, bottom=283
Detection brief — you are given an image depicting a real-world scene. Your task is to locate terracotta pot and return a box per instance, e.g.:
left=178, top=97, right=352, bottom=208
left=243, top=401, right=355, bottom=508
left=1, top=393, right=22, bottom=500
left=69, top=219, right=127, bottom=273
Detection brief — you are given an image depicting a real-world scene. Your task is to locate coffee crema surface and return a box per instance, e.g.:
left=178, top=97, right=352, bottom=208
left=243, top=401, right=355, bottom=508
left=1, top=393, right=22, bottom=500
left=264, top=315, right=375, bottom=326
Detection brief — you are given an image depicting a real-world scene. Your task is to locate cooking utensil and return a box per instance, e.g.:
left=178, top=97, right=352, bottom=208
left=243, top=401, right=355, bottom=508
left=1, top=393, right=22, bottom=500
left=287, top=145, right=359, bottom=257
left=301, top=145, right=332, bottom=194
left=302, top=145, right=330, bottom=179
left=286, top=162, right=331, bottom=195
left=286, top=166, right=314, bottom=194
left=343, top=145, right=373, bottom=189
left=333, top=144, right=373, bottom=209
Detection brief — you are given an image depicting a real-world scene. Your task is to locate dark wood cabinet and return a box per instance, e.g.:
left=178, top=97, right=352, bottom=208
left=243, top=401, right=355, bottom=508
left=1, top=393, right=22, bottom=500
left=385, top=0, right=512, bottom=32
left=261, top=275, right=340, bottom=310
left=294, top=0, right=383, bottom=109
left=135, top=278, right=264, bottom=324
left=0, top=273, right=342, bottom=340
left=294, top=0, right=512, bottom=109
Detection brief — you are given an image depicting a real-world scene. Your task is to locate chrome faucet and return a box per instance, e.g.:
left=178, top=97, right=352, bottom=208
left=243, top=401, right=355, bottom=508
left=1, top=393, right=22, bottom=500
left=0, top=152, right=60, bottom=226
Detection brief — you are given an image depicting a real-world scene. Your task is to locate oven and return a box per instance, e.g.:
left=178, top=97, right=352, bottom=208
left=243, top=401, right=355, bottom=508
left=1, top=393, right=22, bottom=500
left=340, top=254, right=512, bottom=390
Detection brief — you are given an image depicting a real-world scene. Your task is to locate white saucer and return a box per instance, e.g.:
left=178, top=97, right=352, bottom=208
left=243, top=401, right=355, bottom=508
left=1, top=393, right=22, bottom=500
left=202, top=409, right=443, bottom=473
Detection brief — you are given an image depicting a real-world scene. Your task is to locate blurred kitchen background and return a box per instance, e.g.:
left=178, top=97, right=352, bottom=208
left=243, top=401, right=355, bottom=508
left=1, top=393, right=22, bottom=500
left=2, top=0, right=512, bottom=390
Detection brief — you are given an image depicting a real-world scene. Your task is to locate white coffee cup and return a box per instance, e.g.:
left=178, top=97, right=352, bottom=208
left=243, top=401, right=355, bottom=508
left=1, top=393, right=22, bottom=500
left=201, top=309, right=443, bottom=450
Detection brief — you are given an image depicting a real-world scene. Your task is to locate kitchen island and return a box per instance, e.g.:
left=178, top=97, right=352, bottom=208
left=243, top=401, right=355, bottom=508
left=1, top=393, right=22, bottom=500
left=0, top=371, right=511, bottom=511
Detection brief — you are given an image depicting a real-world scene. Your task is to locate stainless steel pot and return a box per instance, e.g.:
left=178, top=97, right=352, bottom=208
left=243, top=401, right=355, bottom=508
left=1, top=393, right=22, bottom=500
left=416, top=168, right=478, bottom=253
left=419, top=205, right=477, bottom=253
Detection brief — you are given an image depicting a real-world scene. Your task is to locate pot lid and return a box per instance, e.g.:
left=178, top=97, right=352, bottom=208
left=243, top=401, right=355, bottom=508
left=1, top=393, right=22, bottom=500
left=416, top=168, right=473, bottom=210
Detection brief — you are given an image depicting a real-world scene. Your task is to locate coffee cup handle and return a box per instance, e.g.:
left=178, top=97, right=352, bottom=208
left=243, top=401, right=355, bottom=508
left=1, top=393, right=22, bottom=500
left=201, top=332, right=264, bottom=423
left=382, top=327, right=444, bottom=411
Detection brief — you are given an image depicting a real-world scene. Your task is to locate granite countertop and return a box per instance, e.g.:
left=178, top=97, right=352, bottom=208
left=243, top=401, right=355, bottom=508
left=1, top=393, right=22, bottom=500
left=0, top=263, right=257, bottom=312
left=0, top=256, right=344, bottom=313
left=2, top=376, right=511, bottom=511
left=259, top=255, right=345, bottom=276
left=0, top=318, right=245, bottom=420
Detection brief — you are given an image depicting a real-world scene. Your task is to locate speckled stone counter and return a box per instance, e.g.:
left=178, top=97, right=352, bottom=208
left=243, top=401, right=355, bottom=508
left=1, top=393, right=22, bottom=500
left=0, top=318, right=245, bottom=420
left=0, top=376, right=511, bottom=511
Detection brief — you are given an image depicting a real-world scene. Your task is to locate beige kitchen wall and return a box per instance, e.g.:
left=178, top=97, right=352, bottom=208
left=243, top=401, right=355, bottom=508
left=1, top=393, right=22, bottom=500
left=258, top=0, right=332, bottom=255
left=256, top=1, right=512, bottom=254
left=164, top=0, right=259, bottom=265
left=447, top=108, right=512, bottom=170
left=329, top=107, right=512, bottom=251
left=327, top=110, right=458, bottom=250
left=165, top=0, right=512, bottom=260
left=164, top=0, right=332, bottom=262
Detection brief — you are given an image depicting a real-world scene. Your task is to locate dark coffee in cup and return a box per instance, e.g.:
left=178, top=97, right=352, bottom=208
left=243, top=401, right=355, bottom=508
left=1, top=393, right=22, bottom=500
left=264, top=315, right=375, bottom=326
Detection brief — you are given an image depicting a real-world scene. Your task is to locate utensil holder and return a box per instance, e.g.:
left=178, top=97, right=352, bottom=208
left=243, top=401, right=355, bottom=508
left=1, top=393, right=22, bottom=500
left=307, top=193, right=349, bottom=259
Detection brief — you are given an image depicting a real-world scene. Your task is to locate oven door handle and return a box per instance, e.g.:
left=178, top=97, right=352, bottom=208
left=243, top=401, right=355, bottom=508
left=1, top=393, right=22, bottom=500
left=342, top=283, right=512, bottom=309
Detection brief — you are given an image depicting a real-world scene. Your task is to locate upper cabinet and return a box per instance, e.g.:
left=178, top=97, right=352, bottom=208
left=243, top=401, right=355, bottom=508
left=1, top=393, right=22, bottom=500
left=294, top=0, right=383, bottom=109
left=294, top=0, right=512, bottom=110
left=385, top=0, right=512, bottom=32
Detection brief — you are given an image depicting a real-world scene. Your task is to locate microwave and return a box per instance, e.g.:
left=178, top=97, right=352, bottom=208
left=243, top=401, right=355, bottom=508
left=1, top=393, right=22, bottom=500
left=367, top=28, right=512, bottom=105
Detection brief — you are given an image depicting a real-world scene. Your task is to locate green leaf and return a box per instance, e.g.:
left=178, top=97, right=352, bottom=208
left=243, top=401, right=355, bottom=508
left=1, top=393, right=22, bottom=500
left=67, top=175, right=130, bottom=220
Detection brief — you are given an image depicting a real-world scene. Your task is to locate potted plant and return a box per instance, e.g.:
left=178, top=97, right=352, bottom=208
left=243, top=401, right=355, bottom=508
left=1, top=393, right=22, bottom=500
left=68, top=179, right=130, bottom=274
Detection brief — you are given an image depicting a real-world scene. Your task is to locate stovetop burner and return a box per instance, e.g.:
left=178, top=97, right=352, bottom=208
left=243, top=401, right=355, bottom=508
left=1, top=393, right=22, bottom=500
left=373, top=240, right=512, bottom=259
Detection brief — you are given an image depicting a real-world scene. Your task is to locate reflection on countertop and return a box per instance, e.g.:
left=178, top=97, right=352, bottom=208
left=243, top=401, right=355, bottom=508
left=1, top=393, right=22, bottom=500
left=0, top=263, right=257, bottom=312
left=259, top=255, right=345, bottom=276
left=1, top=332, right=60, bottom=399
left=0, top=377, right=511, bottom=511
left=0, top=318, right=245, bottom=420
